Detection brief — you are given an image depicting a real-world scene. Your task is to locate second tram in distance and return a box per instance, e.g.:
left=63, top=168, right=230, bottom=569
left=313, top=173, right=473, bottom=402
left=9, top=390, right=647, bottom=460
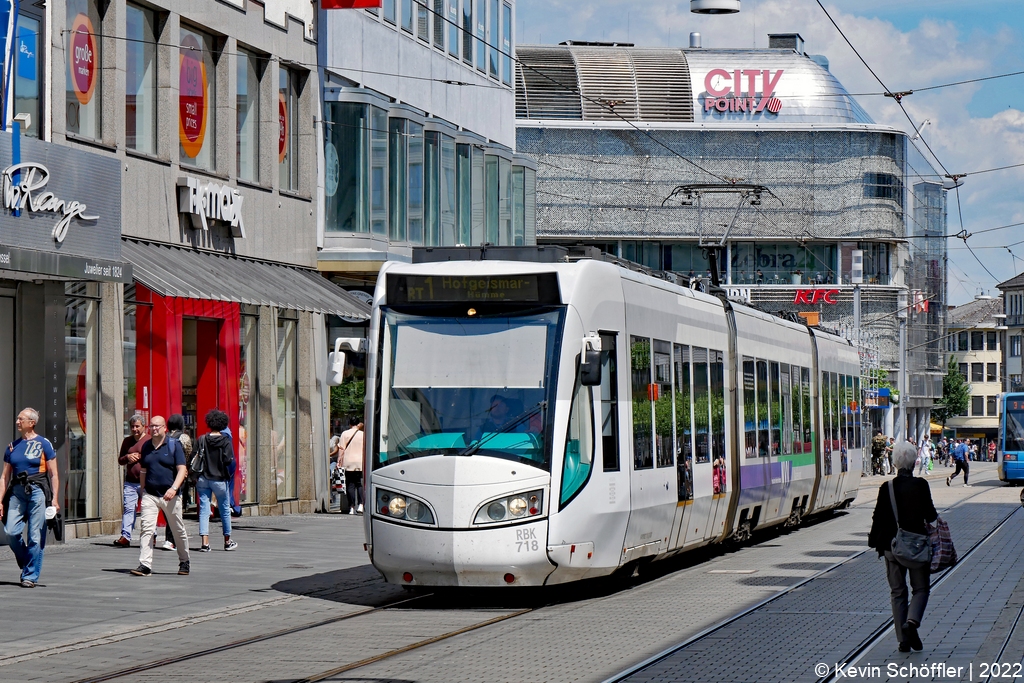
left=363, top=251, right=863, bottom=586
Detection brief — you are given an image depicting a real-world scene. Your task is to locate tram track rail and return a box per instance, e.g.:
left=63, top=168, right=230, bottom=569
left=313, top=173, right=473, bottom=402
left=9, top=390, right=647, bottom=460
left=982, top=599, right=1024, bottom=683
left=602, top=483, right=1014, bottom=683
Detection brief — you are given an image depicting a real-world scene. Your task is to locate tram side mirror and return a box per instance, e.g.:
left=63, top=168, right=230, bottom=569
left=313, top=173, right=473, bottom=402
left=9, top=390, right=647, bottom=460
left=328, top=337, right=364, bottom=386
left=580, top=334, right=602, bottom=386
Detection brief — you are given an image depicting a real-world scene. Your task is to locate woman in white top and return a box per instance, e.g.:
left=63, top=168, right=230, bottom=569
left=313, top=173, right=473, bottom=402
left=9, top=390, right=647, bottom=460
left=337, top=417, right=364, bottom=514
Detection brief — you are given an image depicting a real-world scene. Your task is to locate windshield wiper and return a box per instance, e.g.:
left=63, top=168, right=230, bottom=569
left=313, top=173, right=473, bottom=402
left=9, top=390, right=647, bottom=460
left=458, top=400, right=547, bottom=457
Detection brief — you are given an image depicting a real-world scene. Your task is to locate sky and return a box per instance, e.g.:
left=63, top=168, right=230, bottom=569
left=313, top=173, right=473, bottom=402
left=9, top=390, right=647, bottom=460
left=516, top=0, right=1024, bottom=306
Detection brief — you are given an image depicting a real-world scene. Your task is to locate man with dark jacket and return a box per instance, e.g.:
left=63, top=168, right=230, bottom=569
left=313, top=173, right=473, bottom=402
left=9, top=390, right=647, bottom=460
left=195, top=409, right=238, bottom=552
left=114, top=415, right=149, bottom=547
left=868, top=441, right=938, bottom=653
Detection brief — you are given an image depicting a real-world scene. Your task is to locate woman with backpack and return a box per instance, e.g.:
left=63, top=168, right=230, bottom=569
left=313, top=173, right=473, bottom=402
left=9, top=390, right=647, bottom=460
left=194, top=409, right=238, bottom=552
left=867, top=440, right=938, bottom=653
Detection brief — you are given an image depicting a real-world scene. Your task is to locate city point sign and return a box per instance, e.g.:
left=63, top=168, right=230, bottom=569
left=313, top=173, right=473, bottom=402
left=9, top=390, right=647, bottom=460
left=703, top=69, right=784, bottom=115
left=794, top=288, right=840, bottom=305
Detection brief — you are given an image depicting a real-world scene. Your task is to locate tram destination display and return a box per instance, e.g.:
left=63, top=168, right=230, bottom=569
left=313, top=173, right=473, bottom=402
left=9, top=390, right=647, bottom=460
left=387, top=273, right=560, bottom=305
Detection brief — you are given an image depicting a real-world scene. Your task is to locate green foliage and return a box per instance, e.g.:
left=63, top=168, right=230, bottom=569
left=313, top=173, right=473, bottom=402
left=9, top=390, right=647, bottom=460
left=932, top=355, right=970, bottom=427
left=331, top=380, right=366, bottom=422
left=867, top=367, right=892, bottom=390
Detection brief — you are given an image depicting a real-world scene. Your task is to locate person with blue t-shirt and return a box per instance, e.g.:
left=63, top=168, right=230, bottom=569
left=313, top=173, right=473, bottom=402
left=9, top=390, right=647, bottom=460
left=130, top=416, right=190, bottom=577
left=0, top=408, right=60, bottom=588
left=947, top=438, right=970, bottom=487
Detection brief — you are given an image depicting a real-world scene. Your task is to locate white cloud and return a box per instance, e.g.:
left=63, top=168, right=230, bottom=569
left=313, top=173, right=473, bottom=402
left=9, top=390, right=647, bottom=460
left=518, top=0, right=1024, bottom=301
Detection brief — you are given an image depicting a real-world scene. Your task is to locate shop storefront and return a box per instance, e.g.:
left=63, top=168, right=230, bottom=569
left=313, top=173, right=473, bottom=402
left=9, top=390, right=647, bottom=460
left=120, top=240, right=368, bottom=513
left=0, top=132, right=127, bottom=541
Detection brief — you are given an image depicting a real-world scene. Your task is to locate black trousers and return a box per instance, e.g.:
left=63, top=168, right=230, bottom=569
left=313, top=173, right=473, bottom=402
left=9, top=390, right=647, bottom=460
left=951, top=459, right=969, bottom=484
left=347, top=471, right=364, bottom=510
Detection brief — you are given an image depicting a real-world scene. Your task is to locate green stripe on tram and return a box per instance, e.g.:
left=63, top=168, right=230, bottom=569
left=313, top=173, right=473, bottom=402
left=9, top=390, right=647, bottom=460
left=779, top=452, right=817, bottom=468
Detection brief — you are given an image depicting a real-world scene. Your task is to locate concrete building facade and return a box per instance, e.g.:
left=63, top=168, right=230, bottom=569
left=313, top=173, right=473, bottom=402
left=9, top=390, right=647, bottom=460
left=942, top=296, right=1004, bottom=442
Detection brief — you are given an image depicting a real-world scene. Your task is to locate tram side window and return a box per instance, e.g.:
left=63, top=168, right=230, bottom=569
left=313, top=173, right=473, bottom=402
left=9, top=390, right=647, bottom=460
left=792, top=365, right=803, bottom=454
left=674, top=344, right=693, bottom=501
left=853, top=376, right=862, bottom=449
left=839, top=374, right=849, bottom=473
left=693, top=347, right=711, bottom=464
left=743, top=357, right=757, bottom=458
left=801, top=367, right=812, bottom=452
left=600, top=333, right=619, bottom=472
left=780, top=364, right=793, bottom=456
left=560, top=375, right=594, bottom=507
left=630, top=336, right=654, bottom=470
left=821, top=372, right=833, bottom=475
left=654, top=340, right=674, bottom=469
left=833, top=373, right=842, bottom=455
left=710, top=350, right=726, bottom=493
left=756, top=359, right=769, bottom=458
left=769, top=361, right=782, bottom=456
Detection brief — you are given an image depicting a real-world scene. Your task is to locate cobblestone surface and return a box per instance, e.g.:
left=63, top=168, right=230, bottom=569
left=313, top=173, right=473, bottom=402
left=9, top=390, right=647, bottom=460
left=0, top=464, right=1017, bottom=683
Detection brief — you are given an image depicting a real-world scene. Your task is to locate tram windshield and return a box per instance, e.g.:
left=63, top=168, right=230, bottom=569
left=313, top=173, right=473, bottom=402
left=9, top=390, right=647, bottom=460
left=1005, top=406, right=1024, bottom=453
left=375, top=308, right=564, bottom=470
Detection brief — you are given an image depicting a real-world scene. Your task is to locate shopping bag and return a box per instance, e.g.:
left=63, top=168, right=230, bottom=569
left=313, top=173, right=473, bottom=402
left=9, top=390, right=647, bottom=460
left=929, top=516, right=957, bottom=572
left=927, top=460, right=934, bottom=471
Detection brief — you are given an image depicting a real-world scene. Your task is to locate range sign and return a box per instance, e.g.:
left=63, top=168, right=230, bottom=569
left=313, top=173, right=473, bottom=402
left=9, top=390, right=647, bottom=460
left=703, top=69, right=784, bottom=115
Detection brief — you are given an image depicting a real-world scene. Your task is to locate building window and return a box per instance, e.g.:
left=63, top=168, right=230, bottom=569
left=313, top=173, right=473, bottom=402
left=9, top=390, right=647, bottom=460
left=275, top=313, right=298, bottom=500
left=408, top=121, right=424, bottom=244
left=179, top=26, right=217, bottom=170
left=476, top=0, right=487, bottom=71
left=126, top=5, right=157, bottom=154
left=456, top=143, right=473, bottom=245
left=462, top=0, right=473, bottom=63
left=1011, top=335, right=1022, bottom=358
left=971, top=396, right=984, bottom=417
left=15, top=8, right=42, bottom=138
left=324, top=102, right=381, bottom=233
left=971, top=331, right=984, bottom=351
left=417, top=0, right=429, bottom=41
left=988, top=363, right=998, bottom=383
left=958, top=332, right=969, bottom=352
left=370, top=107, right=388, bottom=236
left=863, top=172, right=903, bottom=202
left=731, top=242, right=836, bottom=285
left=502, top=3, right=512, bottom=85
left=433, top=0, right=445, bottom=48
left=488, top=0, right=499, bottom=78
left=66, top=283, right=100, bottom=520
left=237, top=50, right=261, bottom=182
left=402, top=0, right=413, bottom=32
left=958, top=363, right=968, bottom=380
left=389, top=119, right=408, bottom=242
left=384, top=0, right=396, bottom=23
left=512, top=165, right=525, bottom=245
left=66, top=0, right=103, bottom=140
left=279, top=68, right=300, bottom=191
left=988, top=331, right=998, bottom=350
left=971, top=363, right=983, bottom=382
left=987, top=395, right=997, bottom=417
left=448, top=0, right=460, bottom=57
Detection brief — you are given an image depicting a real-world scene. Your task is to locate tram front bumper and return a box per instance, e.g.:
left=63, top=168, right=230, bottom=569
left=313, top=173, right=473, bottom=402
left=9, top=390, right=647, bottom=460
left=370, top=518, right=555, bottom=587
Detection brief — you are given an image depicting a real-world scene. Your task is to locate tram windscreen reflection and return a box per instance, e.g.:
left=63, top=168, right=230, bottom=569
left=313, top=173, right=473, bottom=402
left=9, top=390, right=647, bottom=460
left=377, top=308, right=564, bottom=470
left=1005, top=408, right=1024, bottom=453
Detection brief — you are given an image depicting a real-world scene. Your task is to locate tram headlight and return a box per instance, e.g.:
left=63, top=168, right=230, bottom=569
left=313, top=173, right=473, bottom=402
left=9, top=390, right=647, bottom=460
left=474, top=489, right=545, bottom=525
left=375, top=488, right=435, bottom=525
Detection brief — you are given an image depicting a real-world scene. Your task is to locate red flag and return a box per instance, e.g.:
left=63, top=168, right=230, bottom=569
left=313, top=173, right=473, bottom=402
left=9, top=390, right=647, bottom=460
left=322, top=0, right=383, bottom=7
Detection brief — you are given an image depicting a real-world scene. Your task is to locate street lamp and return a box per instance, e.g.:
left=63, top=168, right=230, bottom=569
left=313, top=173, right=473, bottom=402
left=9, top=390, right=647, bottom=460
left=691, top=0, right=740, bottom=13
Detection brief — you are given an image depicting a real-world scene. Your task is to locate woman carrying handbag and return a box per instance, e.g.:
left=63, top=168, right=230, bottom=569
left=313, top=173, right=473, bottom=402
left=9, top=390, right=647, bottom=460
left=868, top=440, right=938, bottom=653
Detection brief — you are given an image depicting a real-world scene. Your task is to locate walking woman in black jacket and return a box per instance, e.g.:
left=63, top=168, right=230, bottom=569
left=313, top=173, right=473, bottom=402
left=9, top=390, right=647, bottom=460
left=868, top=440, right=938, bottom=652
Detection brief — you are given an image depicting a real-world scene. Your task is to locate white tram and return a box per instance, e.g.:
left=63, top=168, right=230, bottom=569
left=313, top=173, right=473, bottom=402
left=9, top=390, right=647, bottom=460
left=363, top=254, right=863, bottom=586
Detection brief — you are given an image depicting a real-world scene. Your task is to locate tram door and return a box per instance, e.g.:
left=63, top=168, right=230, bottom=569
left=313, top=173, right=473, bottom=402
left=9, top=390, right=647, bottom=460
left=622, top=337, right=676, bottom=559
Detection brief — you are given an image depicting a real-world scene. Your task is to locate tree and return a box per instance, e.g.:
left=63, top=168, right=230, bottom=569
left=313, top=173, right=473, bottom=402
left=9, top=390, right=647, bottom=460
left=932, top=355, right=970, bottom=427
left=331, top=380, right=366, bottom=424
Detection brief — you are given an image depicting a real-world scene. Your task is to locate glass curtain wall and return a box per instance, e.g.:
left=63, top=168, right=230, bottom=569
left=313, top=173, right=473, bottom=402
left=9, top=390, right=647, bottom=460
left=66, top=0, right=103, bottom=139
left=424, top=130, right=441, bottom=246
left=65, top=283, right=100, bottom=520
left=370, top=108, right=388, bottom=235
left=441, top=135, right=457, bottom=245
left=325, top=102, right=370, bottom=233
left=274, top=313, right=297, bottom=500
left=457, top=143, right=473, bottom=245
left=389, top=118, right=409, bottom=242
left=237, top=51, right=260, bottom=182
left=512, top=166, right=525, bottom=245
left=238, top=314, right=258, bottom=503
left=408, top=122, right=424, bottom=244
left=485, top=154, right=499, bottom=243
left=498, top=156, right=512, bottom=245
left=126, top=4, right=156, bottom=153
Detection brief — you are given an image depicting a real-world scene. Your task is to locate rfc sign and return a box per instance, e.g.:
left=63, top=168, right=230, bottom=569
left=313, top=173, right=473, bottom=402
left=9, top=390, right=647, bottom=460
left=703, top=69, right=784, bottom=115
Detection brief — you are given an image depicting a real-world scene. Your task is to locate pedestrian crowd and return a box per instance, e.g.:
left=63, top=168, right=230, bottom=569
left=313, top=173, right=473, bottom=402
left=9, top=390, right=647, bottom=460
left=3, top=406, right=242, bottom=586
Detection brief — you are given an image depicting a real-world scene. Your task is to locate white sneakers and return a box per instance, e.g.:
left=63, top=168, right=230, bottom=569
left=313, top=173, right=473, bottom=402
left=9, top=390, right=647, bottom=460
left=357, top=503, right=364, bottom=513
left=162, top=540, right=176, bottom=551
left=347, top=504, right=364, bottom=515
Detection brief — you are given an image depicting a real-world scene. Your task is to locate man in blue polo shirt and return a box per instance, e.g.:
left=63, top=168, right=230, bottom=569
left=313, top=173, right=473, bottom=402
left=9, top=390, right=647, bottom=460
left=947, top=438, right=970, bottom=487
left=130, top=415, right=190, bottom=577
left=0, top=408, right=60, bottom=588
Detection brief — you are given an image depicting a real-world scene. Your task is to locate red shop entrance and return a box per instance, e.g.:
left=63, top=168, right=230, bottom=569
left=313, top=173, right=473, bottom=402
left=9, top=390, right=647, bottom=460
left=133, top=285, right=241, bottom=494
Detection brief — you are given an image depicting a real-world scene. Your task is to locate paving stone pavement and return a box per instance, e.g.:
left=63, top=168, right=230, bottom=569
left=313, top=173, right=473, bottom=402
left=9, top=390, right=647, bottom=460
left=0, top=464, right=1016, bottom=683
